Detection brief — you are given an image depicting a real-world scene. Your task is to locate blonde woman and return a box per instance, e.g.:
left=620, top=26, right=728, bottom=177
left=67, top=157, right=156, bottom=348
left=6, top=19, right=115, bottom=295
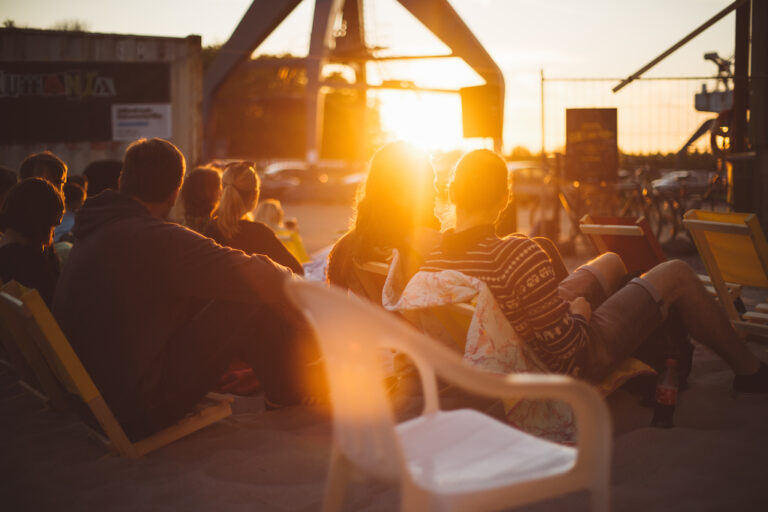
left=205, top=162, right=303, bottom=274
left=254, top=199, right=310, bottom=263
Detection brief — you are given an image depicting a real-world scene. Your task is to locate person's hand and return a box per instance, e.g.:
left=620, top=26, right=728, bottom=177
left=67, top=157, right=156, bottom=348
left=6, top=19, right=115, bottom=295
left=569, top=297, right=592, bottom=322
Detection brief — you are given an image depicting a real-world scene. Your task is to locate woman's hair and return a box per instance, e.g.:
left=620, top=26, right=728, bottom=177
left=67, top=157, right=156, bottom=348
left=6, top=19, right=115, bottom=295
left=181, top=166, right=222, bottom=220
left=213, top=162, right=259, bottom=239
left=254, top=199, right=285, bottom=231
left=0, top=178, right=64, bottom=245
left=345, top=141, right=438, bottom=260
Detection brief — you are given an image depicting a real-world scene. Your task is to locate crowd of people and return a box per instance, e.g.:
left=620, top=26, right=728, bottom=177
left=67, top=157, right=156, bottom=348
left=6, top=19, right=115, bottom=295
left=1, top=137, right=766, bottom=441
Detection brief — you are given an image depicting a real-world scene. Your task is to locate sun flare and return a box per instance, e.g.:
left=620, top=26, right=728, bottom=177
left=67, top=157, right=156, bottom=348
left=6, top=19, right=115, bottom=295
left=374, top=90, right=465, bottom=152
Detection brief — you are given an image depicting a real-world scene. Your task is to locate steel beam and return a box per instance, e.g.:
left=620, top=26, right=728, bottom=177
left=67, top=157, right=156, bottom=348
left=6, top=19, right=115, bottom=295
left=202, top=0, right=302, bottom=129
left=396, top=0, right=505, bottom=151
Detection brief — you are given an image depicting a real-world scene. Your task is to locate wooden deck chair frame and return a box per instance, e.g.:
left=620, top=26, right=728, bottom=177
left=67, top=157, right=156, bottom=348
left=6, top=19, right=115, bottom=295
left=0, top=285, right=233, bottom=458
left=683, top=210, right=768, bottom=339
left=0, top=281, right=70, bottom=411
left=352, top=260, right=390, bottom=303
left=579, top=214, right=741, bottom=301
left=579, top=214, right=666, bottom=274
left=352, top=261, right=475, bottom=352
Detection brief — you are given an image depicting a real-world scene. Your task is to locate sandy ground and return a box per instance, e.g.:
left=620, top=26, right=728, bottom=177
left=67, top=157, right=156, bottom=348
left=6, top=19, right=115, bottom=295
left=2, top=201, right=767, bottom=511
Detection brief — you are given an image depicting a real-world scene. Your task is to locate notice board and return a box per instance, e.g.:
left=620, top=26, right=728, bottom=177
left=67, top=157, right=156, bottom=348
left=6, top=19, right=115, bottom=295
left=565, top=108, right=618, bottom=182
left=0, top=62, right=170, bottom=144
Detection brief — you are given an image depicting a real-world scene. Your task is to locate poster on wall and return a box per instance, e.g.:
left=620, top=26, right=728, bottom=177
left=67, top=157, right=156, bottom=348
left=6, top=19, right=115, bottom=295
left=111, top=104, right=172, bottom=141
left=565, top=108, right=618, bottom=183
left=0, top=62, right=170, bottom=144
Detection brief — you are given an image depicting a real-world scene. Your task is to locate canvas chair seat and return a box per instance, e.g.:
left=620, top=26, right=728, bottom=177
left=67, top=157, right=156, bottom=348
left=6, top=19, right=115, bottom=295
left=0, top=282, right=233, bottom=458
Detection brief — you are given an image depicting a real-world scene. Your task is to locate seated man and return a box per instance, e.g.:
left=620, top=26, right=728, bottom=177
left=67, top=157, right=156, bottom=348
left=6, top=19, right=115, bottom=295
left=420, top=149, right=767, bottom=392
left=53, top=138, right=323, bottom=441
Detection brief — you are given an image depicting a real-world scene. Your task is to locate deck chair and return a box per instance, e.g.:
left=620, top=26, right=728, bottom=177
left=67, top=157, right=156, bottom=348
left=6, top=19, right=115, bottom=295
left=286, top=280, right=612, bottom=512
left=352, top=260, right=390, bottom=303
left=683, top=210, right=768, bottom=338
left=579, top=214, right=742, bottom=301
left=0, top=281, right=70, bottom=411
left=0, top=285, right=233, bottom=458
left=579, top=214, right=666, bottom=274
left=354, top=261, right=474, bottom=352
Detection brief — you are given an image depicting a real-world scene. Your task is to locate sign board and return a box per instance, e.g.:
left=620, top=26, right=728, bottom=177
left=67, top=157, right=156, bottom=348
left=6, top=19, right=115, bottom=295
left=0, top=62, right=170, bottom=144
left=111, top=104, right=171, bottom=141
left=565, top=108, right=618, bottom=182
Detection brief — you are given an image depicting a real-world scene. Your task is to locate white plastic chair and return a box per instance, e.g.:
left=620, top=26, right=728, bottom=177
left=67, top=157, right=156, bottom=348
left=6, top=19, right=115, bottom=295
left=285, top=280, right=612, bottom=512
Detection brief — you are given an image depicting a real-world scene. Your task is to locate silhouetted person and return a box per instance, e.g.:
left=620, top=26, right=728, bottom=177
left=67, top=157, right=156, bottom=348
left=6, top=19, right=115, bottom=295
left=53, top=138, right=324, bottom=440
left=420, top=149, right=768, bottom=392
left=326, top=141, right=441, bottom=295
left=180, top=166, right=222, bottom=234
left=83, top=159, right=121, bottom=196
left=19, top=151, right=67, bottom=192
left=205, top=162, right=303, bottom=274
left=0, top=178, right=64, bottom=305
left=54, top=181, right=86, bottom=243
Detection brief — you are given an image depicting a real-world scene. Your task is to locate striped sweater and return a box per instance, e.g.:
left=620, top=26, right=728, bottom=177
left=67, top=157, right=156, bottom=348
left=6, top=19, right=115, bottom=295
left=420, top=224, right=589, bottom=376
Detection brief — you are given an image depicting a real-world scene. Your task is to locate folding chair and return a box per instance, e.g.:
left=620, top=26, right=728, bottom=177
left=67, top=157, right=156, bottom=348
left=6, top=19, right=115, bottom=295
left=683, top=210, right=768, bottom=339
left=352, top=260, right=390, bottom=303
left=579, top=214, right=666, bottom=274
left=580, top=214, right=741, bottom=301
left=0, top=281, right=70, bottom=411
left=0, top=284, right=233, bottom=458
left=287, top=280, right=612, bottom=512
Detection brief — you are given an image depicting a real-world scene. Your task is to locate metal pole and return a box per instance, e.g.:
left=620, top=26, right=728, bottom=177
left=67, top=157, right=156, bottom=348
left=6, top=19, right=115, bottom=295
left=732, top=0, right=751, bottom=153
left=613, top=0, right=749, bottom=93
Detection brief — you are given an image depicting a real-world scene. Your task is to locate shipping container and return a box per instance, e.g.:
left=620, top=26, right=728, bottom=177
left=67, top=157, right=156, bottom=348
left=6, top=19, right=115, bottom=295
left=0, top=28, right=202, bottom=175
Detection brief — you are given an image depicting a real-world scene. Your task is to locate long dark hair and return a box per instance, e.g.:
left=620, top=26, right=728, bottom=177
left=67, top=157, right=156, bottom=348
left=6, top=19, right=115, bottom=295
left=327, top=141, right=439, bottom=283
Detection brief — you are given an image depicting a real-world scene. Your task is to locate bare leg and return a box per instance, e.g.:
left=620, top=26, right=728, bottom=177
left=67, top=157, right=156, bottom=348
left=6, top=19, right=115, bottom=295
left=586, top=252, right=628, bottom=295
left=640, top=260, right=760, bottom=376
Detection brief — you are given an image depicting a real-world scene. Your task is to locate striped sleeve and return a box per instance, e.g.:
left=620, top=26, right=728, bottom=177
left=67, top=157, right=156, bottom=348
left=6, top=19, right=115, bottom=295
left=513, top=240, right=590, bottom=376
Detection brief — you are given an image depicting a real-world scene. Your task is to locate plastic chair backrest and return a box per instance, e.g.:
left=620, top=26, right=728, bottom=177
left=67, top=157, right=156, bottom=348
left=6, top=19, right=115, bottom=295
left=580, top=214, right=666, bottom=274
left=684, top=210, right=768, bottom=288
left=286, top=281, right=405, bottom=482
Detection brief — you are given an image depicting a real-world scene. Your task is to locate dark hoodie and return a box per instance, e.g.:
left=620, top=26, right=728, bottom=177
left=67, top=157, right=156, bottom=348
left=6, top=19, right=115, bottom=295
left=52, top=191, right=293, bottom=433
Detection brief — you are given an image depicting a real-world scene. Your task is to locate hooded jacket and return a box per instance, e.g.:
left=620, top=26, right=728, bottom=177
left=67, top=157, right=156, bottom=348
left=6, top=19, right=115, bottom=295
left=52, top=190, right=292, bottom=429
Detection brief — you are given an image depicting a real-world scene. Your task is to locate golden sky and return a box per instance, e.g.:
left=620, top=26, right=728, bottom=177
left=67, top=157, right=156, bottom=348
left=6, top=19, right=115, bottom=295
left=1, top=0, right=738, bottom=154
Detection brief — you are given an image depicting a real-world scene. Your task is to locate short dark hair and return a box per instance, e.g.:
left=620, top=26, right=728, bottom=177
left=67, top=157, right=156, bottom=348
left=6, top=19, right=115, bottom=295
left=0, top=178, right=64, bottom=245
left=181, top=166, right=222, bottom=218
left=19, top=151, right=67, bottom=189
left=83, top=159, right=121, bottom=195
left=449, top=149, right=508, bottom=211
left=63, top=181, right=87, bottom=211
left=119, top=138, right=185, bottom=203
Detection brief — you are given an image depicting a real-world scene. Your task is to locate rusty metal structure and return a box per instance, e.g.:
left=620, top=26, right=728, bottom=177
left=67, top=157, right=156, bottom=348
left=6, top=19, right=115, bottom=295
left=202, top=0, right=505, bottom=162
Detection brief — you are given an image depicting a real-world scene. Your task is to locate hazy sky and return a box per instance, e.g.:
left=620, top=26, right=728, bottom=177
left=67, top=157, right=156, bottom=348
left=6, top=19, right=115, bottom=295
left=1, top=0, right=738, bottom=152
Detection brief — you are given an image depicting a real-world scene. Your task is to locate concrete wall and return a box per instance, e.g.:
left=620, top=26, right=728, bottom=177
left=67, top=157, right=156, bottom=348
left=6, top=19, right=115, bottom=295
left=0, top=28, right=202, bottom=175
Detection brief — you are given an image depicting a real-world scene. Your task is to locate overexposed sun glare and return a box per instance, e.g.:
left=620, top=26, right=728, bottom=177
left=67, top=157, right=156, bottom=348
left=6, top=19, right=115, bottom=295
left=374, top=90, right=465, bottom=152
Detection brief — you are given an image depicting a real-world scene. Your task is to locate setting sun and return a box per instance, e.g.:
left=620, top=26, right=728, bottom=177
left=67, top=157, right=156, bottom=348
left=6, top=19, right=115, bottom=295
left=374, top=90, right=465, bottom=151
